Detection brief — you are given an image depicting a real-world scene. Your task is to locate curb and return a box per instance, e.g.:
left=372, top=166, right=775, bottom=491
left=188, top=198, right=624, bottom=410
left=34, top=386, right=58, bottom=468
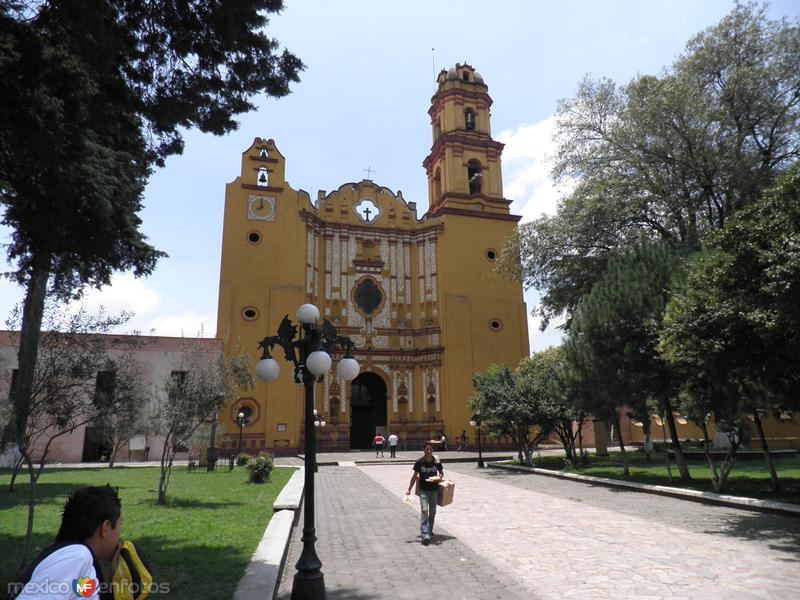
left=488, top=462, right=800, bottom=518
left=234, top=467, right=304, bottom=600
left=233, top=510, right=295, bottom=600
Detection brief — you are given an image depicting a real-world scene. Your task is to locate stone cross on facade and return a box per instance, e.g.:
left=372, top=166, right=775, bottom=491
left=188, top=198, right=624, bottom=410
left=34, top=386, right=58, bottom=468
left=355, top=199, right=379, bottom=223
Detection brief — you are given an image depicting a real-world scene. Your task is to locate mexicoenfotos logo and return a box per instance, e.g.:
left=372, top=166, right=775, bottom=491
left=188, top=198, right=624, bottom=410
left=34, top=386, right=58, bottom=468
left=72, top=576, right=97, bottom=597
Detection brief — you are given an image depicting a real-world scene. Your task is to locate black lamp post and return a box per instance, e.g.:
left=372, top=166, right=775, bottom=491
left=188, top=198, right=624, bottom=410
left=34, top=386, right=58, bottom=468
left=255, top=304, right=359, bottom=600
left=469, top=414, right=485, bottom=468
left=312, top=410, right=326, bottom=473
left=235, top=411, right=247, bottom=458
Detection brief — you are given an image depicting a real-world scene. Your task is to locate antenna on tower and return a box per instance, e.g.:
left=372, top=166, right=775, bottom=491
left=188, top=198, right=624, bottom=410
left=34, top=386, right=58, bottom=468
left=431, top=47, right=436, bottom=91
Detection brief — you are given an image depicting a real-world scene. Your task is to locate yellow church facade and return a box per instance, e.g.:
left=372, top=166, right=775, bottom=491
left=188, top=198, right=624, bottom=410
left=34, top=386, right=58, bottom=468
left=216, top=64, right=529, bottom=453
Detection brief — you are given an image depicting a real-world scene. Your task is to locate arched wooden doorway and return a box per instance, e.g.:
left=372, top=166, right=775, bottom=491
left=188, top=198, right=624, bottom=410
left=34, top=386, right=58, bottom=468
left=349, top=372, right=387, bottom=449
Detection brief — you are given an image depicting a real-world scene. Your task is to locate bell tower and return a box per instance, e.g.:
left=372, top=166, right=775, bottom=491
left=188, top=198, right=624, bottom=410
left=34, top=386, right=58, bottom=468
left=423, top=63, right=510, bottom=216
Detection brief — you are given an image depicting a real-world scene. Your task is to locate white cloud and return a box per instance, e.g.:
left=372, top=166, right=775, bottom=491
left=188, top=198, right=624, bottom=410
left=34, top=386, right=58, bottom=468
left=148, top=310, right=216, bottom=338
left=527, top=309, right=566, bottom=353
left=498, top=116, right=574, bottom=224
left=73, top=274, right=161, bottom=319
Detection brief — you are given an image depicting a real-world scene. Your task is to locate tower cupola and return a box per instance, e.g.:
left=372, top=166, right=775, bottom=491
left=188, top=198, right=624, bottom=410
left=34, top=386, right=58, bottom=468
left=423, top=64, right=509, bottom=215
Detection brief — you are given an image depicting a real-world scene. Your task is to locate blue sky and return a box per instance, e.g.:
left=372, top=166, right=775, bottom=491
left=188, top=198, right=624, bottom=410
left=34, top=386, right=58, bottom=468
left=1, top=1, right=797, bottom=351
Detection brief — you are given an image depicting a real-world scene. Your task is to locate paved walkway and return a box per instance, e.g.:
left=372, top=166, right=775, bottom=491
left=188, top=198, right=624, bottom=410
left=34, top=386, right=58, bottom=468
left=277, top=461, right=800, bottom=600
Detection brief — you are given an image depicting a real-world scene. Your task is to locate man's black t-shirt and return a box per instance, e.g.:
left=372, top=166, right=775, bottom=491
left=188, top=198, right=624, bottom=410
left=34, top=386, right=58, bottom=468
left=413, top=457, right=444, bottom=491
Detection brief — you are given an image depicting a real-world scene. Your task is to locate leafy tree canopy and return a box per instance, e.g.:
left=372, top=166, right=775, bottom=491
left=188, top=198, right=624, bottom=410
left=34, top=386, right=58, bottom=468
left=660, top=163, right=800, bottom=412
left=0, top=0, right=303, bottom=294
left=501, top=2, right=799, bottom=329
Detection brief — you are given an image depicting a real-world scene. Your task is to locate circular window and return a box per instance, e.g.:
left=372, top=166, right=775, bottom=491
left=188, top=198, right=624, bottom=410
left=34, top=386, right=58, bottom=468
left=239, top=406, right=253, bottom=422
left=242, top=307, right=259, bottom=321
left=486, top=249, right=497, bottom=262
left=247, top=231, right=262, bottom=244
left=489, top=319, right=503, bottom=332
left=353, top=277, right=384, bottom=317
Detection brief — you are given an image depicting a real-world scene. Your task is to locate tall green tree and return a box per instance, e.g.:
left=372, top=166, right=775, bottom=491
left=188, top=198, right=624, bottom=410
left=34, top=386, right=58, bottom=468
left=661, top=165, right=800, bottom=492
left=563, top=240, right=691, bottom=480
left=515, top=347, right=584, bottom=464
left=96, top=350, right=149, bottom=469
left=0, top=1, right=302, bottom=477
left=471, top=364, right=541, bottom=467
left=153, top=336, right=252, bottom=505
left=500, top=2, right=800, bottom=329
left=2, top=303, right=142, bottom=564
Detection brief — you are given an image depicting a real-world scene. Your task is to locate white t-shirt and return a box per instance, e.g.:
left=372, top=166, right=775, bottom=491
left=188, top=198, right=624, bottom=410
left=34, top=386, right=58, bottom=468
left=388, top=433, right=398, bottom=446
left=16, top=544, right=100, bottom=600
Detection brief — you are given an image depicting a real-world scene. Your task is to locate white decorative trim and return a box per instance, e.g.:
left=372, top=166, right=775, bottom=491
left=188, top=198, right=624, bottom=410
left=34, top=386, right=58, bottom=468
left=323, top=373, right=330, bottom=415
left=433, top=368, right=440, bottom=413
left=430, top=239, right=438, bottom=302
left=418, top=244, right=425, bottom=303
left=404, top=246, right=412, bottom=305
left=332, top=233, right=340, bottom=291
left=391, top=369, right=398, bottom=414
left=314, top=234, right=320, bottom=299
left=421, top=369, right=428, bottom=414
left=390, top=245, right=397, bottom=304
left=408, top=369, right=413, bottom=413
left=306, top=232, right=314, bottom=294
left=339, top=376, right=347, bottom=415
left=372, top=335, right=389, bottom=348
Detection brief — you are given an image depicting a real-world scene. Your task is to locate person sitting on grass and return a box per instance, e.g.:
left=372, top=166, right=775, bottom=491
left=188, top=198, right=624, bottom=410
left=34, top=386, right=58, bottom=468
left=12, top=486, right=122, bottom=600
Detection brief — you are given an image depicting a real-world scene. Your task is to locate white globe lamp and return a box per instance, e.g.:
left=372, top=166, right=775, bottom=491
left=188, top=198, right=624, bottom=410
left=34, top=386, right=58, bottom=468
left=296, top=303, right=320, bottom=325
left=255, top=357, right=280, bottom=382
left=306, top=350, right=332, bottom=375
left=337, top=357, right=360, bottom=381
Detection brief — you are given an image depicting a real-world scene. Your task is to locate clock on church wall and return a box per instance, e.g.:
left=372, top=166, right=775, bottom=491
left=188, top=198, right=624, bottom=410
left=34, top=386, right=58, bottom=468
left=247, top=195, right=275, bottom=221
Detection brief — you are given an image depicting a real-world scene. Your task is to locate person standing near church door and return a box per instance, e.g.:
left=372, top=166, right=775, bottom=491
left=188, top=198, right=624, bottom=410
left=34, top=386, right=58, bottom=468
left=373, top=432, right=385, bottom=457
left=388, top=432, right=398, bottom=458
left=406, top=443, right=444, bottom=545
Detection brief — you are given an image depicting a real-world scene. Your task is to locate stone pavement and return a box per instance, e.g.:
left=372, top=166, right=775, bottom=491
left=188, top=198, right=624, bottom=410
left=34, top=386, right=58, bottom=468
left=277, top=461, right=800, bottom=600
left=275, top=464, right=534, bottom=600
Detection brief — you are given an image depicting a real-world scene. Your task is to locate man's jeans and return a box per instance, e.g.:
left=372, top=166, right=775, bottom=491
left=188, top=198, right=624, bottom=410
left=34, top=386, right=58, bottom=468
left=419, top=489, right=439, bottom=539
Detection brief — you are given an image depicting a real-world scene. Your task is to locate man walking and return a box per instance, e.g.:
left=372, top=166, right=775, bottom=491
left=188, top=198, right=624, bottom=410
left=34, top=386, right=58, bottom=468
left=388, top=432, right=399, bottom=458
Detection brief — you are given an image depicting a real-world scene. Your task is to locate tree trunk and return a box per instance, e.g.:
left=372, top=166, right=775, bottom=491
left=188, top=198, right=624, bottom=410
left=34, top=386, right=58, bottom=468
left=700, top=420, right=721, bottom=490
left=614, top=410, right=629, bottom=476
left=642, top=418, right=653, bottom=463
left=663, top=398, right=691, bottom=481
left=157, top=433, right=171, bottom=505
left=577, top=415, right=588, bottom=466
left=8, top=453, right=24, bottom=492
left=660, top=416, right=673, bottom=483
left=109, top=438, right=123, bottom=468
left=716, top=435, right=741, bottom=493
left=752, top=409, right=780, bottom=492
left=12, top=264, right=49, bottom=458
left=21, top=454, right=38, bottom=569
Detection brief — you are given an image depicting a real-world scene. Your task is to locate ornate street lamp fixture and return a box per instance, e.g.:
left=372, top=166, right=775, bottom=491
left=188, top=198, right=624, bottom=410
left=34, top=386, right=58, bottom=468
left=255, top=303, right=359, bottom=600
left=469, top=414, right=485, bottom=468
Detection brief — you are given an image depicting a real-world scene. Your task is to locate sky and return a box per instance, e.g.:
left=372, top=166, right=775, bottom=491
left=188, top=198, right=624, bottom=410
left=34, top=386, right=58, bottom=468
left=1, top=0, right=797, bottom=352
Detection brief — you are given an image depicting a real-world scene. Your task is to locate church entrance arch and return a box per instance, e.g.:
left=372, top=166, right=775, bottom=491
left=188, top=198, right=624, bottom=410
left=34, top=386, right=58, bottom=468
left=349, top=372, right=387, bottom=449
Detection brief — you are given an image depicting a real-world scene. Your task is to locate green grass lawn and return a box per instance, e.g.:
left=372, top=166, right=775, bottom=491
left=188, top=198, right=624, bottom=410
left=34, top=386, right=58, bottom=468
left=0, top=465, right=295, bottom=599
left=523, top=450, right=800, bottom=505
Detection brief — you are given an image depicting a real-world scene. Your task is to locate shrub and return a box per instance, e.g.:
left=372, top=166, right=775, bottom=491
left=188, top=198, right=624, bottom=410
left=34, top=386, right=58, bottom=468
left=246, top=452, right=274, bottom=484
left=236, top=452, right=251, bottom=467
